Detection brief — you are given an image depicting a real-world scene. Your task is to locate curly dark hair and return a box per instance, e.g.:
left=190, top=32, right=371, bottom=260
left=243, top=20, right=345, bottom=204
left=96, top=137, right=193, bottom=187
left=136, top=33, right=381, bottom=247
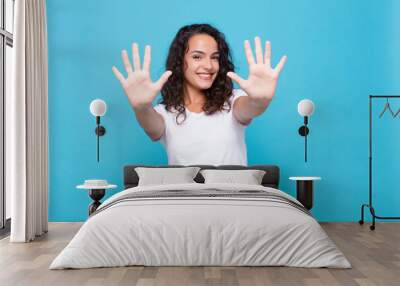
left=160, top=23, right=235, bottom=125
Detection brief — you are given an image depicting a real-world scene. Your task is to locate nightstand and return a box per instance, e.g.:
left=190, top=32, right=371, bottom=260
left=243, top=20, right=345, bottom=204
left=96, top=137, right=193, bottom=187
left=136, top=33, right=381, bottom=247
left=77, top=180, right=117, bottom=215
left=289, top=176, right=321, bottom=210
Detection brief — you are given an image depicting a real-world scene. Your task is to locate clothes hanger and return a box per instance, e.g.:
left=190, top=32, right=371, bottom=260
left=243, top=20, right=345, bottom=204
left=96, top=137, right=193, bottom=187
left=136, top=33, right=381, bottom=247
left=379, top=98, right=395, bottom=118
left=394, top=107, right=400, bottom=118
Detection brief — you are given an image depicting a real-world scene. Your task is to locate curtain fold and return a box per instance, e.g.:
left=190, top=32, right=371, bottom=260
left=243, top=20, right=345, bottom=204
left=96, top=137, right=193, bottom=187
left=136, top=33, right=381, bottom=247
left=8, top=0, right=49, bottom=242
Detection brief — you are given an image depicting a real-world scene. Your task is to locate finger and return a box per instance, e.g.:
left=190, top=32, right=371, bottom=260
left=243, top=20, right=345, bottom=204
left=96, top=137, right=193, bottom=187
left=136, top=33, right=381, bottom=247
left=254, top=36, right=263, bottom=64
left=227, top=71, right=246, bottom=87
left=264, top=41, right=271, bottom=67
left=244, top=40, right=255, bottom=66
left=112, top=66, right=126, bottom=83
left=132, top=43, right=141, bottom=71
left=121, top=50, right=133, bottom=74
left=274, top=55, right=287, bottom=74
left=154, top=70, right=173, bottom=91
left=143, top=45, right=151, bottom=72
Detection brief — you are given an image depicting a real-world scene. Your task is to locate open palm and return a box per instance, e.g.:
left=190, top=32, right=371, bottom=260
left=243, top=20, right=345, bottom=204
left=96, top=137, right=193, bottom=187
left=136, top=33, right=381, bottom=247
left=112, top=43, right=172, bottom=110
left=227, top=37, right=287, bottom=102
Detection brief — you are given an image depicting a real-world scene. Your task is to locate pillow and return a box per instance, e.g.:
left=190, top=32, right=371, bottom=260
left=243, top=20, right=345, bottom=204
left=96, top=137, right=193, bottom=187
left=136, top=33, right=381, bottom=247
left=135, top=167, right=201, bottom=186
left=200, top=169, right=266, bottom=185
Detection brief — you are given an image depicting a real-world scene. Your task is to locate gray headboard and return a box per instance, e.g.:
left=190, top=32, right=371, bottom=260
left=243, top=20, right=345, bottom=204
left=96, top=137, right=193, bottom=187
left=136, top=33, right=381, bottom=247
left=124, top=165, right=280, bottom=189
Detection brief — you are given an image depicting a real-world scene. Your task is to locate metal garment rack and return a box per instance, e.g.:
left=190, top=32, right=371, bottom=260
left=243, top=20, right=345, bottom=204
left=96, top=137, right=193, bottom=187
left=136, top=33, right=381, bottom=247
left=359, top=95, right=400, bottom=230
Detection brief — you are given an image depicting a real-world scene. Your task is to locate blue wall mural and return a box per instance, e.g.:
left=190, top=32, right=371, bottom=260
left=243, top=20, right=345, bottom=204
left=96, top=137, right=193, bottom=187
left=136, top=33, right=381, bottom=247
left=47, top=0, right=400, bottom=222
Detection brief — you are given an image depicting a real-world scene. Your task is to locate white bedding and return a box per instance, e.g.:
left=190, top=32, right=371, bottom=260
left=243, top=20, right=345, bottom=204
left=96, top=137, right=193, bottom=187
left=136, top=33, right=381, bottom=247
left=49, top=183, right=351, bottom=269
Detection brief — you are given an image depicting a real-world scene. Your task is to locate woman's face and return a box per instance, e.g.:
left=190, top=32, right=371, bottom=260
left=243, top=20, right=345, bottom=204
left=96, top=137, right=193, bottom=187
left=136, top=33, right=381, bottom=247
left=183, top=34, right=220, bottom=92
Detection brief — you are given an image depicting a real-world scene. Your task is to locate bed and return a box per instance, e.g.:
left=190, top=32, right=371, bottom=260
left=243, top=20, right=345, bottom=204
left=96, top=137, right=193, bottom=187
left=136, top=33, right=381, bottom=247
left=49, top=164, right=351, bottom=269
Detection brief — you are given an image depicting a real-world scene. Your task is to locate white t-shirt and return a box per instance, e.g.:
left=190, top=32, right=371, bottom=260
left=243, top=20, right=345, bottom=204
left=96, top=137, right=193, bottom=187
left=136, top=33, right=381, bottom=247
left=153, top=89, right=250, bottom=166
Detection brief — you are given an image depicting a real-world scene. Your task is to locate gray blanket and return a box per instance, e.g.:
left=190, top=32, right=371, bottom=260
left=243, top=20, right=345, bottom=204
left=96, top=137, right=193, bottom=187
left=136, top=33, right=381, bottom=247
left=91, top=188, right=311, bottom=217
left=50, top=183, right=351, bottom=269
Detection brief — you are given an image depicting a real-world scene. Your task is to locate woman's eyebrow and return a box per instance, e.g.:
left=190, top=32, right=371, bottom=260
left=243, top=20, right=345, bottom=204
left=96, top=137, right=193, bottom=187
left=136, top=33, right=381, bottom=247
left=190, top=50, right=220, bottom=55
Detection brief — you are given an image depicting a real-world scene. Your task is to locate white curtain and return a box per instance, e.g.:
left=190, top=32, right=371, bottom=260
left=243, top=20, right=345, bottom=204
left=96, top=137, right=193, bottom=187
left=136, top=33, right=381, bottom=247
left=7, top=0, right=49, bottom=242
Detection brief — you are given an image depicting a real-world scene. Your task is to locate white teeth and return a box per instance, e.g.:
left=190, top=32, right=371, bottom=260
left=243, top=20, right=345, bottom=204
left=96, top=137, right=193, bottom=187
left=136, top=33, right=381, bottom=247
left=198, top=73, right=213, bottom=80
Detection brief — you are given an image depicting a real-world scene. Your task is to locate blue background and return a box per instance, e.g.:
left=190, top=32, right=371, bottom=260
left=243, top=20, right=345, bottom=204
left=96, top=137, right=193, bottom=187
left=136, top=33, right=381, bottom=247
left=46, top=0, right=400, bottom=222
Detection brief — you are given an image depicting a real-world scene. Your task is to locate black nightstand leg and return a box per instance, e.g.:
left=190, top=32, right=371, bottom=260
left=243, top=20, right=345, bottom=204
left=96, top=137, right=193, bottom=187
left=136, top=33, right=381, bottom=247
left=296, top=181, right=313, bottom=210
left=88, top=189, right=105, bottom=215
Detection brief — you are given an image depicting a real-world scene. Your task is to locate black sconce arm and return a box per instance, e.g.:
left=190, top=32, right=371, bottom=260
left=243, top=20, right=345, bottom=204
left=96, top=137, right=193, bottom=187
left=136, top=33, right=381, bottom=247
left=95, top=116, right=106, bottom=162
left=298, top=116, right=310, bottom=162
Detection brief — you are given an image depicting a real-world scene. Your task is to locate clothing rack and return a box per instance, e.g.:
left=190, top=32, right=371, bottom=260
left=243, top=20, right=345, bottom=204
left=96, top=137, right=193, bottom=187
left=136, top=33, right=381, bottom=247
left=359, top=95, right=400, bottom=230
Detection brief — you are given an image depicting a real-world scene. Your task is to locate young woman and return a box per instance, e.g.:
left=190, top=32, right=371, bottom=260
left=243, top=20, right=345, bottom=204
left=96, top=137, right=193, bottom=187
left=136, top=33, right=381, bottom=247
left=112, top=24, right=287, bottom=166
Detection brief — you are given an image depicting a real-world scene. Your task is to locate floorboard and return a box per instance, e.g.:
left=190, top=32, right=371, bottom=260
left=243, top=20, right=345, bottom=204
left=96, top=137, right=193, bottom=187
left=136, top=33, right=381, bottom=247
left=0, top=222, right=399, bottom=286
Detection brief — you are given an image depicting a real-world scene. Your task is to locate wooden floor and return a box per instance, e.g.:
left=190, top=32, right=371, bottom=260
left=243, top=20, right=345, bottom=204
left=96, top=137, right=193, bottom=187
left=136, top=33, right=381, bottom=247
left=0, top=222, right=399, bottom=286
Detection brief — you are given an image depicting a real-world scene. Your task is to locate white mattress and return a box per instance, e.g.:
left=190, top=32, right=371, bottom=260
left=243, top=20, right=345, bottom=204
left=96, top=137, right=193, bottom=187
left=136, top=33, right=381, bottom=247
left=50, top=183, right=351, bottom=269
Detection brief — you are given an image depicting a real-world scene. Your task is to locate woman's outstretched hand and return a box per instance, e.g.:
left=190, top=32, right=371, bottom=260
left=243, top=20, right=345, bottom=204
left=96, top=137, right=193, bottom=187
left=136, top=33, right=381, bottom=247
left=112, top=43, right=172, bottom=110
left=227, top=37, right=287, bottom=104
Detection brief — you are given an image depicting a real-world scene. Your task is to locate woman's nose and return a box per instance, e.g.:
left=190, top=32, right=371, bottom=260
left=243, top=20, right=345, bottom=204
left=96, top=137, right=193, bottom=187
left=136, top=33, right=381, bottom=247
left=202, top=59, right=214, bottom=70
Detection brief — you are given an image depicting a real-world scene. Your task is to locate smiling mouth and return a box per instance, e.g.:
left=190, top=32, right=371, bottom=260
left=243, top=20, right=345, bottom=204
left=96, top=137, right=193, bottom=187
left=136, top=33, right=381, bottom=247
left=197, top=73, right=214, bottom=80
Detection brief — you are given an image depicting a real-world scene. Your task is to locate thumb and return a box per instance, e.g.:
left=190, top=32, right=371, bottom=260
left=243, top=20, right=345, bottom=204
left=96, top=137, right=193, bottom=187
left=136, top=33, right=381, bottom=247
left=154, top=70, right=173, bottom=91
left=274, top=55, right=287, bottom=75
left=227, top=71, right=246, bottom=87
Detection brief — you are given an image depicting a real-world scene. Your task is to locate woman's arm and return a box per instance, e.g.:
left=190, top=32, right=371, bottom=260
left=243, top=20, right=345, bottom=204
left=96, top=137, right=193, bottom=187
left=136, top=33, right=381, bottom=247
left=233, top=96, right=271, bottom=125
left=112, top=43, right=171, bottom=141
left=133, top=105, right=165, bottom=141
left=227, top=37, right=287, bottom=124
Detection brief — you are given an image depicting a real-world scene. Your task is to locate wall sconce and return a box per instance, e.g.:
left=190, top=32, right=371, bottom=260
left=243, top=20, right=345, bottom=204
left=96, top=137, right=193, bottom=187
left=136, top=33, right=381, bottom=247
left=89, top=99, right=107, bottom=162
left=297, top=99, right=315, bottom=162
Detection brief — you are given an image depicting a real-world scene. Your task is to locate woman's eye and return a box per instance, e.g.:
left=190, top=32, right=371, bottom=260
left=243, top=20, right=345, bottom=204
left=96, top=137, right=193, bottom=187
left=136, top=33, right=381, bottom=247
left=192, top=55, right=219, bottom=60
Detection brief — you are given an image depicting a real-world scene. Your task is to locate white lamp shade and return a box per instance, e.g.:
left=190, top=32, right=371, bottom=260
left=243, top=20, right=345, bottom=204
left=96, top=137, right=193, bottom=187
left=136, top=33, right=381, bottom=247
left=297, top=99, right=315, bottom=117
left=90, top=99, right=107, bottom=117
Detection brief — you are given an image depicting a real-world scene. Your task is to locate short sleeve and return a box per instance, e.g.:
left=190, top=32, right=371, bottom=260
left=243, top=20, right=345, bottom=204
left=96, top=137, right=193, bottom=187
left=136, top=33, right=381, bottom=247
left=153, top=104, right=167, bottom=144
left=153, top=103, right=167, bottom=118
left=231, top=89, right=249, bottom=105
left=231, top=89, right=252, bottom=126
